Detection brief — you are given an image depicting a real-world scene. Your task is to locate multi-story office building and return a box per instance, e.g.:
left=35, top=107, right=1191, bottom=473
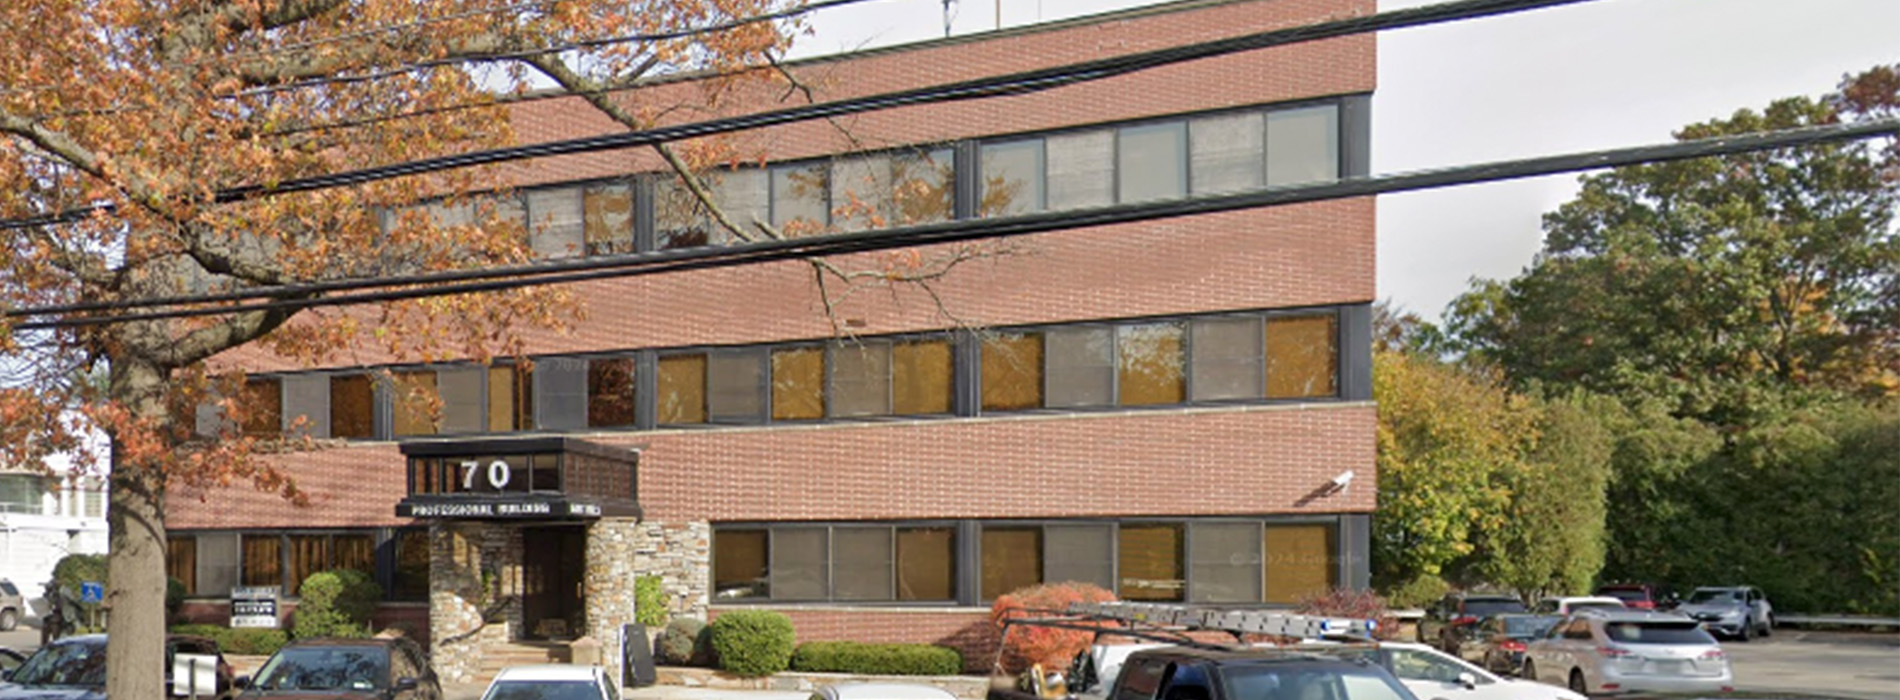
left=168, top=0, right=1376, bottom=683
left=1, top=447, right=110, bottom=612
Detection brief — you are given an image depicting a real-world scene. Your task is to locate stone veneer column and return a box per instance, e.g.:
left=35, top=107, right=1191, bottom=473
left=429, top=521, right=527, bottom=684
left=583, top=519, right=710, bottom=685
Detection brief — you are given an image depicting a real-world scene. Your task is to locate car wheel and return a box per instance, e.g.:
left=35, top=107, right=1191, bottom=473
left=1521, top=659, right=1537, bottom=683
left=0, top=609, right=15, bottom=631
left=1568, top=668, right=1588, bottom=695
left=1739, top=617, right=1754, bottom=642
left=1762, top=614, right=1774, bottom=637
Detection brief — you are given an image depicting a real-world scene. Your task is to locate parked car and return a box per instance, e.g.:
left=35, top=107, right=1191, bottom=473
left=1530, top=596, right=1627, bottom=617
left=813, top=683, right=958, bottom=700
left=990, top=644, right=1422, bottom=700
left=1594, top=583, right=1672, bottom=610
left=1675, top=586, right=1773, bottom=641
left=1418, top=594, right=1528, bottom=656
left=1458, top=614, right=1561, bottom=676
left=0, top=633, right=234, bottom=700
left=236, top=637, right=441, bottom=700
left=481, top=664, right=619, bottom=700
left=1328, top=641, right=1585, bottom=700
left=0, top=579, right=21, bottom=631
left=1522, top=610, right=1733, bottom=695
left=0, top=648, right=24, bottom=675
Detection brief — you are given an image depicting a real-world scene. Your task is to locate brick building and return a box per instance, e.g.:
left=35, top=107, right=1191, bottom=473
left=167, top=0, right=1377, bottom=683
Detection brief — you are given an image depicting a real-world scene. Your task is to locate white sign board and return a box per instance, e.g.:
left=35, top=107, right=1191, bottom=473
left=230, top=586, right=280, bottom=629
left=172, top=653, right=220, bottom=697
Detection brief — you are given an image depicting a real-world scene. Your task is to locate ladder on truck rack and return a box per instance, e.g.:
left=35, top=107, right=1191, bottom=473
left=1064, top=602, right=1380, bottom=640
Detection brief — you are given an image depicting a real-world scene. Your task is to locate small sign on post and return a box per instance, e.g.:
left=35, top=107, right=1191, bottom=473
left=230, top=586, right=280, bottom=629
left=79, top=582, right=104, bottom=604
left=172, top=653, right=219, bottom=698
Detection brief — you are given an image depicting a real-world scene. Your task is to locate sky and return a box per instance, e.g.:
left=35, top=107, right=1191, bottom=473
left=791, top=0, right=1900, bottom=320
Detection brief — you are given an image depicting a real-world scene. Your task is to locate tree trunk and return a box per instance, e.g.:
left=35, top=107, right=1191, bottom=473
left=104, top=358, right=170, bottom=700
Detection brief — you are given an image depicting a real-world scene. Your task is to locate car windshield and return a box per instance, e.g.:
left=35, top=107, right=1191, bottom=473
left=484, top=679, right=603, bottom=700
left=252, top=646, right=389, bottom=692
left=1687, top=589, right=1743, bottom=604
left=9, top=640, right=106, bottom=687
left=1597, top=589, right=1647, bottom=602
left=1503, top=616, right=1558, bottom=638
left=1223, top=664, right=1414, bottom=700
left=1605, top=622, right=1717, bottom=645
left=1463, top=599, right=1526, bottom=617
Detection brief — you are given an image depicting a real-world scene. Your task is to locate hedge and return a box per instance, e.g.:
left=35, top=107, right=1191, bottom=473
left=169, top=624, right=290, bottom=656
left=292, top=569, right=382, bottom=639
left=709, top=610, right=794, bottom=678
left=791, top=641, right=962, bottom=676
left=656, top=617, right=712, bottom=666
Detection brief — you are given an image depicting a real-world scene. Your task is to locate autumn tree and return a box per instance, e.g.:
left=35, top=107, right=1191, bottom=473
left=0, top=2, right=803, bottom=696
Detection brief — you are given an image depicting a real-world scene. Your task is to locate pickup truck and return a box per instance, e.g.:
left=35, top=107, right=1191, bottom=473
left=989, top=644, right=1422, bottom=700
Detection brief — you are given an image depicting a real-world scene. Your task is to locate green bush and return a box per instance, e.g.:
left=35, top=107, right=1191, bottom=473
left=635, top=576, right=669, bottom=628
left=709, top=610, right=794, bottom=678
left=292, top=569, right=383, bottom=639
left=791, top=641, right=962, bottom=676
left=224, top=628, right=290, bottom=656
left=1382, top=574, right=1451, bottom=610
left=656, top=617, right=712, bottom=666
left=166, top=577, right=186, bottom=622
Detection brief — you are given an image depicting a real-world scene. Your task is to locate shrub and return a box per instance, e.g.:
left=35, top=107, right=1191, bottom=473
left=167, top=577, right=186, bottom=623
left=1382, top=574, right=1450, bottom=610
left=293, top=569, right=383, bottom=639
left=1296, top=587, right=1399, bottom=640
left=791, top=641, right=961, bottom=676
left=709, top=610, right=795, bottom=678
left=989, top=582, right=1118, bottom=674
left=635, top=576, right=669, bottom=628
left=224, top=628, right=290, bottom=656
left=656, top=617, right=712, bottom=666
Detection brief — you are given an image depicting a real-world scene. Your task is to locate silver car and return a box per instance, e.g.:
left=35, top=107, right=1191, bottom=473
left=1522, top=610, right=1733, bottom=695
left=1674, top=585, right=1774, bottom=641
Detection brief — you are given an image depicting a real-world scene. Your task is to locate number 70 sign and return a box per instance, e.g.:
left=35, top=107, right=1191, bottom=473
left=461, top=459, right=513, bottom=490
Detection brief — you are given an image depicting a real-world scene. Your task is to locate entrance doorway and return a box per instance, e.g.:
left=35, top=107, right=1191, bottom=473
left=521, top=525, right=586, bottom=640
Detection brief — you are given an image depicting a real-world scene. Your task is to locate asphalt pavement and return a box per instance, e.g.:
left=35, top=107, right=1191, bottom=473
left=1721, top=630, right=1900, bottom=700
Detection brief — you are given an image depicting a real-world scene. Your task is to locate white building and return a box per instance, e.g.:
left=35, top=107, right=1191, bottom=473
left=0, top=447, right=109, bottom=613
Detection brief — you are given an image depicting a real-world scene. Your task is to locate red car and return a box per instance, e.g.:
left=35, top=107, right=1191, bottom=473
left=1594, top=583, right=1670, bottom=610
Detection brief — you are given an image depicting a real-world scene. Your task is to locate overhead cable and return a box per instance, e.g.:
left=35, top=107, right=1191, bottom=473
left=11, top=118, right=1895, bottom=331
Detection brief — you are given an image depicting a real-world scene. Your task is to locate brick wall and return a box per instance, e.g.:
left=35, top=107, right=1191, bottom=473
left=169, top=402, right=1374, bottom=528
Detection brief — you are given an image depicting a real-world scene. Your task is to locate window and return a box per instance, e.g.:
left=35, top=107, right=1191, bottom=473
left=1045, top=328, right=1113, bottom=408
left=980, top=332, right=1043, bottom=411
left=830, top=342, right=891, bottom=417
left=1266, top=104, right=1340, bottom=186
left=981, top=526, right=1042, bottom=600
left=242, top=378, right=282, bottom=437
left=1266, top=314, right=1338, bottom=399
left=437, top=368, right=485, bottom=434
left=833, top=528, right=893, bottom=601
left=771, top=347, right=826, bottom=420
left=771, top=528, right=828, bottom=600
left=1045, top=130, right=1114, bottom=210
left=287, top=534, right=328, bottom=595
left=1264, top=524, right=1336, bottom=604
left=242, top=534, right=282, bottom=588
left=830, top=149, right=955, bottom=231
left=0, top=474, right=43, bottom=513
left=656, top=354, right=708, bottom=424
left=1045, top=524, right=1115, bottom=590
left=83, top=489, right=105, bottom=518
left=392, top=529, right=430, bottom=601
left=898, top=527, right=956, bottom=601
left=525, top=186, right=584, bottom=259
left=713, top=529, right=768, bottom=600
left=583, top=183, right=634, bottom=255
left=891, top=149, right=955, bottom=225
left=333, top=534, right=374, bottom=574
left=488, top=365, right=533, bottom=432
left=168, top=536, right=198, bottom=596
left=1189, top=522, right=1262, bottom=603
left=281, top=375, right=330, bottom=438
left=330, top=375, right=375, bottom=439
left=1118, top=323, right=1186, bottom=406
left=770, top=163, right=829, bottom=234
left=391, top=371, right=437, bottom=436
left=1117, top=122, right=1187, bottom=203
left=980, top=139, right=1044, bottom=216
left=708, top=350, right=766, bottom=422
left=892, top=340, right=953, bottom=415
left=1190, top=112, right=1265, bottom=195
left=587, top=357, right=636, bottom=428
left=1191, top=317, right=1265, bottom=401
left=655, top=169, right=766, bottom=249
left=1119, top=523, right=1184, bottom=601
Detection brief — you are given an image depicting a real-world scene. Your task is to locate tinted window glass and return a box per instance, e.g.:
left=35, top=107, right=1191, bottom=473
left=487, top=681, right=605, bottom=700
left=1118, top=122, right=1187, bottom=203
left=981, top=332, right=1044, bottom=411
left=11, top=639, right=107, bottom=687
left=587, top=358, right=636, bottom=428
left=252, top=645, right=390, bottom=692
left=1222, top=664, right=1410, bottom=700
left=712, top=529, right=768, bottom=600
left=770, top=347, right=826, bottom=421
left=1119, top=523, right=1185, bottom=602
left=1266, top=104, right=1340, bottom=186
left=1463, top=599, right=1528, bottom=618
left=981, top=140, right=1044, bottom=217
left=1605, top=623, right=1717, bottom=645
left=981, top=526, right=1043, bottom=600
left=242, top=378, right=282, bottom=437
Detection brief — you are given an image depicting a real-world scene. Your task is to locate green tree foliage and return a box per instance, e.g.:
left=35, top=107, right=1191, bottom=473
left=1446, top=68, right=1899, bottom=425
left=1372, top=351, right=1531, bottom=586
left=1473, top=392, right=1615, bottom=598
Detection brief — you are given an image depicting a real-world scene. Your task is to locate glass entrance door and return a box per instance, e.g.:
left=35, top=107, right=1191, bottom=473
left=521, top=525, right=586, bottom=639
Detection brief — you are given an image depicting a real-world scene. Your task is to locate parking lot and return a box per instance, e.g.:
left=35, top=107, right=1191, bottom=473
left=1720, top=630, right=1900, bottom=700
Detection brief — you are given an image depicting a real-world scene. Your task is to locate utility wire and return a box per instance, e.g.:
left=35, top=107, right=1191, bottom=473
left=0, top=0, right=1599, bottom=232
left=11, top=118, right=1894, bottom=331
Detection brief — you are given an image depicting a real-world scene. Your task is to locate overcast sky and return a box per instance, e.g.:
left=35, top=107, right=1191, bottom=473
left=793, top=0, right=1900, bottom=320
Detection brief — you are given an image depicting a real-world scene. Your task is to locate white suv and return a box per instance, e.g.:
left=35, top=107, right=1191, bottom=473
left=1523, top=610, right=1733, bottom=695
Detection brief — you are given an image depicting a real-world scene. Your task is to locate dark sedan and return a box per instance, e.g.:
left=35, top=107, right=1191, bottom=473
left=0, top=634, right=233, bottom=700
left=1458, top=614, right=1559, bottom=676
left=235, top=637, right=440, bottom=700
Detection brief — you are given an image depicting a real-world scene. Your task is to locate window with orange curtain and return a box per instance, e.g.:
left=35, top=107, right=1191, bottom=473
left=893, top=340, right=953, bottom=415
left=333, top=534, right=375, bottom=575
left=656, top=354, right=707, bottom=424
left=1265, top=524, right=1337, bottom=604
left=391, top=371, right=437, bottom=436
left=488, top=365, right=533, bottom=432
left=241, top=535, right=281, bottom=588
left=329, top=374, right=375, bottom=439
left=168, top=536, right=198, bottom=595
left=1118, top=523, right=1184, bottom=601
left=286, top=534, right=329, bottom=596
left=981, top=526, right=1042, bottom=600
left=587, top=357, right=635, bottom=427
left=980, top=332, right=1044, bottom=411
left=241, top=378, right=282, bottom=437
left=771, top=348, right=825, bottom=420
left=392, top=530, right=430, bottom=601
left=1118, top=323, right=1185, bottom=406
left=896, top=527, right=955, bottom=601
left=1266, top=314, right=1338, bottom=399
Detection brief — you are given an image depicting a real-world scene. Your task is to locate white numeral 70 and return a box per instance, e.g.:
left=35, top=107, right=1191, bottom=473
left=459, top=460, right=512, bottom=490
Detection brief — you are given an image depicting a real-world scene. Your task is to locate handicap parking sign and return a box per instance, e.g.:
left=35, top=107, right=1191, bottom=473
left=80, top=581, right=104, bottom=604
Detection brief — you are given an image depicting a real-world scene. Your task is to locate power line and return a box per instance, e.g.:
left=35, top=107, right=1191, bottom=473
left=12, top=118, right=1894, bottom=331
left=0, top=0, right=1599, bottom=232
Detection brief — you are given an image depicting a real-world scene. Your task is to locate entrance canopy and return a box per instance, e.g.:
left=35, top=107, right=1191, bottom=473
left=395, top=436, right=641, bottom=520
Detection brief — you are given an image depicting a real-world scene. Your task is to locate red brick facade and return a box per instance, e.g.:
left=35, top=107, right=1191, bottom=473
left=170, top=0, right=1378, bottom=664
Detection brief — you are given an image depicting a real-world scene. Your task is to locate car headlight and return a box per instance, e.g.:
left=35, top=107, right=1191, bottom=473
left=1719, top=610, right=1743, bottom=620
